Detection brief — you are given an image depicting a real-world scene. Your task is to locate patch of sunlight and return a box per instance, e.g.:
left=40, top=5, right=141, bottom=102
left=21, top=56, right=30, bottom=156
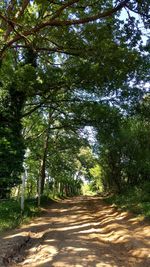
left=49, top=208, right=60, bottom=212
left=113, top=234, right=130, bottom=242
left=142, top=227, right=150, bottom=236
left=130, top=248, right=150, bottom=258
left=92, top=222, right=101, bottom=227
left=55, top=222, right=91, bottom=231
left=97, top=230, right=115, bottom=237
left=52, top=262, right=83, bottom=267
left=45, top=238, right=56, bottom=242
left=78, top=228, right=101, bottom=234
left=60, top=209, right=68, bottom=212
left=96, top=263, right=116, bottom=267
left=4, top=232, right=27, bottom=239
left=100, top=218, right=116, bottom=225
left=42, top=245, right=58, bottom=254
left=65, top=246, right=89, bottom=252
left=21, top=221, right=50, bottom=228
left=24, top=246, right=58, bottom=265
left=116, top=214, right=128, bottom=220
left=106, top=230, right=130, bottom=242
left=128, top=217, right=144, bottom=223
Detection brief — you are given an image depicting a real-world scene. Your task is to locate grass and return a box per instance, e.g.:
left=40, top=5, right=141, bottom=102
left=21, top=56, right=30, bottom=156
left=0, top=196, right=53, bottom=233
left=105, top=181, right=150, bottom=220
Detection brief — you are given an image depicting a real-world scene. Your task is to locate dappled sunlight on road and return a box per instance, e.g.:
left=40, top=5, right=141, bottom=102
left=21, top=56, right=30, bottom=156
left=0, top=196, right=149, bottom=267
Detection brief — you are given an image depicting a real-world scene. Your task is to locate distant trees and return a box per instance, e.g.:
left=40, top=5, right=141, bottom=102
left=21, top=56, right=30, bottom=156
left=95, top=104, right=150, bottom=193
left=23, top=102, right=95, bottom=197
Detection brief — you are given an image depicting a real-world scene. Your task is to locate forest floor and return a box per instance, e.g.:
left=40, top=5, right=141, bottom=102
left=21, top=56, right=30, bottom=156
left=0, top=196, right=149, bottom=267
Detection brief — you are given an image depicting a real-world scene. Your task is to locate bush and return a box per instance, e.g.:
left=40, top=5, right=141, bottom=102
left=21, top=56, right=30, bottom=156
left=105, top=182, right=150, bottom=219
left=0, top=196, right=53, bottom=233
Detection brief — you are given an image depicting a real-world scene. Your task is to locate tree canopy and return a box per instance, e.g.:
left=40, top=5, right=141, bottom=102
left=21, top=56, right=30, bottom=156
left=0, top=0, right=149, bottom=198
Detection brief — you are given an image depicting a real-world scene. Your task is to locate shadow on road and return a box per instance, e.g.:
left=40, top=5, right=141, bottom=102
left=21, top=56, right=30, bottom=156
left=1, top=196, right=150, bottom=267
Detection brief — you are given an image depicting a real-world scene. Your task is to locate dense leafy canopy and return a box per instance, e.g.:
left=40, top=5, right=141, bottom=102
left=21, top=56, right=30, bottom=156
left=0, top=0, right=149, bottom=198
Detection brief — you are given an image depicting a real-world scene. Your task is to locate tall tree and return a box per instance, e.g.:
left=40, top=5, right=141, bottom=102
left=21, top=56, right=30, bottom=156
left=0, top=51, right=36, bottom=198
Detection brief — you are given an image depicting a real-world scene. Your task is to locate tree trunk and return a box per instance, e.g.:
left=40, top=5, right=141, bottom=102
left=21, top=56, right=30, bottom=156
left=40, top=112, right=51, bottom=195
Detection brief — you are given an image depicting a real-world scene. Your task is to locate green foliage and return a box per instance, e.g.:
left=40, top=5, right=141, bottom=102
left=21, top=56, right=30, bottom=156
left=105, top=182, right=150, bottom=219
left=82, top=183, right=97, bottom=196
left=89, top=164, right=103, bottom=192
left=0, top=199, right=37, bottom=232
left=0, top=86, right=25, bottom=198
left=0, top=60, right=38, bottom=198
left=0, top=1, right=149, bottom=203
left=94, top=103, right=150, bottom=193
left=0, top=197, right=54, bottom=233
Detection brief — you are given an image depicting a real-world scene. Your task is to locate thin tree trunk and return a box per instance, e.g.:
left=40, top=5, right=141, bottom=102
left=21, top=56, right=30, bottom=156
left=40, top=112, right=52, bottom=195
left=21, top=170, right=26, bottom=213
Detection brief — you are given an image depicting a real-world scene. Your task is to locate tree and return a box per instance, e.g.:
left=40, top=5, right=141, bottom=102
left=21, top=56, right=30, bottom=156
left=1, top=1, right=148, bottom=57
left=94, top=103, right=150, bottom=193
left=23, top=99, right=93, bottom=197
left=0, top=1, right=149, bottom=197
left=0, top=84, right=24, bottom=198
left=0, top=52, right=36, bottom=198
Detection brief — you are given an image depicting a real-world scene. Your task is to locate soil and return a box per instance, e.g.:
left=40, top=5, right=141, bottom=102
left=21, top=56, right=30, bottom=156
left=0, top=196, right=149, bottom=267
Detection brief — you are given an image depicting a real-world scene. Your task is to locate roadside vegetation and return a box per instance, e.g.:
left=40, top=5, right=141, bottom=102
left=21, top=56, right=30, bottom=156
left=105, top=182, right=150, bottom=219
left=0, top=199, right=37, bottom=233
left=0, top=196, right=54, bottom=233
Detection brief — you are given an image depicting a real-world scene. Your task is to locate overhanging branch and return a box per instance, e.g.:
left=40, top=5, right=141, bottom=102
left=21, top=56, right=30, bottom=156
left=0, top=0, right=130, bottom=58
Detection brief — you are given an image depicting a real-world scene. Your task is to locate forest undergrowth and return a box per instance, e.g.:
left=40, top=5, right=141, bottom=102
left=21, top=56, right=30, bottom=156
left=0, top=196, right=54, bottom=233
left=105, top=181, right=150, bottom=220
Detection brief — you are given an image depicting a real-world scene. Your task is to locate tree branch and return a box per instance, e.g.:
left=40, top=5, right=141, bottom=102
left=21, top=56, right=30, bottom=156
left=16, top=0, right=30, bottom=19
left=0, top=0, right=129, bottom=58
left=49, top=0, right=80, bottom=20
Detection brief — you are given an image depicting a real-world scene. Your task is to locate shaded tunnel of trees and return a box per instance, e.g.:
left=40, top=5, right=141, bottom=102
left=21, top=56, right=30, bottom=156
left=0, top=0, right=150, bottom=201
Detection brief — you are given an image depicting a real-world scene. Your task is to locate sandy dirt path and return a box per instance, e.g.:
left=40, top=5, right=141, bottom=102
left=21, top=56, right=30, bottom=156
left=0, top=196, right=150, bottom=267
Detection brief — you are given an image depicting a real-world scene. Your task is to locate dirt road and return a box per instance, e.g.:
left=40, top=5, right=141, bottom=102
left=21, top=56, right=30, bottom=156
left=0, top=196, right=150, bottom=267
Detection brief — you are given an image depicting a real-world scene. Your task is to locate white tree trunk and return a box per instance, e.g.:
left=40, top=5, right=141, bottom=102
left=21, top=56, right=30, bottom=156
left=21, top=171, right=26, bottom=213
